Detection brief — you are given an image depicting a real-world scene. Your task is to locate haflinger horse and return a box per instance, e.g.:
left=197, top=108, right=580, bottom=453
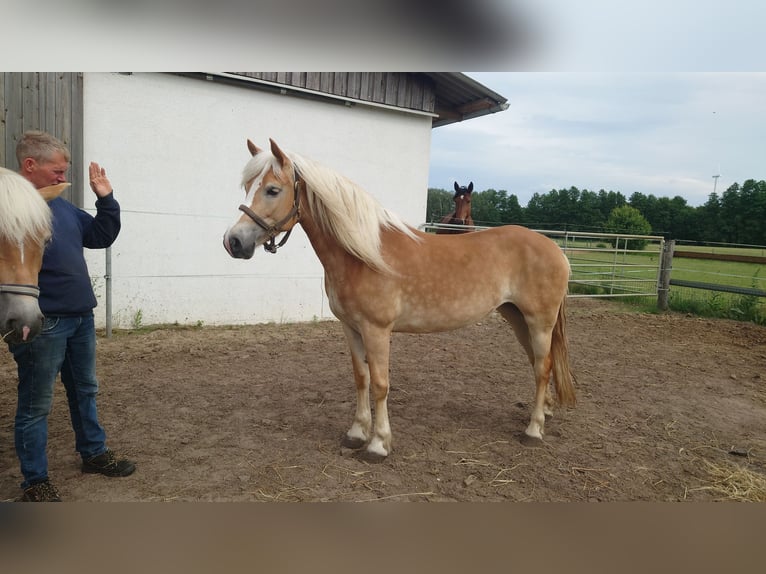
left=436, top=181, right=474, bottom=234
left=0, top=167, right=57, bottom=344
left=223, top=139, right=576, bottom=460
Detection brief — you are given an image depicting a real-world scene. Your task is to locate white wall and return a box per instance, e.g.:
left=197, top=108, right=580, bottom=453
left=81, top=73, right=432, bottom=328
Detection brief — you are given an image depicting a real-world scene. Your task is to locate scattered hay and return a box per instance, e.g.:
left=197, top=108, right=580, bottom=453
left=692, top=459, right=766, bottom=502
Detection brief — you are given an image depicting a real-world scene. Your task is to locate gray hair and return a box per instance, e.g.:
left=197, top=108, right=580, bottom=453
left=15, top=130, right=71, bottom=166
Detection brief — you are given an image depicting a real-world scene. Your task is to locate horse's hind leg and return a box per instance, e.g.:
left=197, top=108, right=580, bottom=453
left=340, top=324, right=372, bottom=449
left=498, top=304, right=554, bottom=441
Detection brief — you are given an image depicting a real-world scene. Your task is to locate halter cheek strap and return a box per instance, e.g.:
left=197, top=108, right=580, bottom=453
left=238, top=203, right=296, bottom=254
left=0, top=284, right=40, bottom=298
left=238, top=170, right=302, bottom=254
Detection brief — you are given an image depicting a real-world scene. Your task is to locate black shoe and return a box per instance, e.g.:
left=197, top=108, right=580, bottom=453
left=21, top=479, right=62, bottom=502
left=82, top=448, right=136, bottom=477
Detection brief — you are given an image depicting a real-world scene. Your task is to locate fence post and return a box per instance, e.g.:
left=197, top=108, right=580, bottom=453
left=657, top=239, right=675, bottom=311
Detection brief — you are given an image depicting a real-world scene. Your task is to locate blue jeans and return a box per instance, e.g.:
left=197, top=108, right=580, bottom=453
left=10, top=313, right=107, bottom=488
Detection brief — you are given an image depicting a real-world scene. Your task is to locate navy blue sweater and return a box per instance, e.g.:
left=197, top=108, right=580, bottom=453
left=39, top=193, right=121, bottom=316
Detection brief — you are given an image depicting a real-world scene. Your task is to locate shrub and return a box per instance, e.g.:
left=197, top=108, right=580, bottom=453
left=604, top=205, right=652, bottom=250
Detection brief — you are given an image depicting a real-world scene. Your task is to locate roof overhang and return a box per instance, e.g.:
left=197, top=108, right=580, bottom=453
left=423, top=72, right=509, bottom=128
left=172, top=72, right=508, bottom=129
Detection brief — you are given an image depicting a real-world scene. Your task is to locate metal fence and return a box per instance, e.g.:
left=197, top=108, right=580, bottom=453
left=665, top=239, right=766, bottom=320
left=419, top=223, right=666, bottom=299
left=670, top=239, right=766, bottom=296
left=541, top=229, right=665, bottom=299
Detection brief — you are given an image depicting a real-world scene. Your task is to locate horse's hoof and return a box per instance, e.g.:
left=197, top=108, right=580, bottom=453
left=341, top=435, right=366, bottom=450
left=520, top=434, right=544, bottom=448
left=355, top=450, right=388, bottom=464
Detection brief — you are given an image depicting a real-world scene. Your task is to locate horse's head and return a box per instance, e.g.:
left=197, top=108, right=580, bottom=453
left=223, top=138, right=302, bottom=259
left=452, top=181, right=474, bottom=224
left=0, top=168, right=52, bottom=343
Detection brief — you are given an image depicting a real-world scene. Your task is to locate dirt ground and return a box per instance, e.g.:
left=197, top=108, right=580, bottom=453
left=1, top=298, right=765, bottom=502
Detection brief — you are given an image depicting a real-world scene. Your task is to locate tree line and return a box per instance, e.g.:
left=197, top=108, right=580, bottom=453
left=426, top=179, right=766, bottom=245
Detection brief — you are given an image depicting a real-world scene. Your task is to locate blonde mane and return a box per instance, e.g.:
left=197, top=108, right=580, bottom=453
left=0, top=167, right=51, bottom=246
left=242, top=149, right=419, bottom=273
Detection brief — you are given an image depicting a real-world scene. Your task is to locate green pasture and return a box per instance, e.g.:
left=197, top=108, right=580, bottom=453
left=564, top=247, right=661, bottom=297
left=674, top=242, right=766, bottom=258
left=666, top=251, right=765, bottom=324
left=670, top=256, right=764, bottom=290
left=556, top=239, right=766, bottom=324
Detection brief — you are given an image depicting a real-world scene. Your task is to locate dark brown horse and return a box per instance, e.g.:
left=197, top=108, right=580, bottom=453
left=436, top=181, right=474, bottom=234
left=223, top=139, right=576, bottom=460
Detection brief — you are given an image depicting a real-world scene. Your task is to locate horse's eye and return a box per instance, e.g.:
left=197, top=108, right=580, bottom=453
left=265, top=186, right=280, bottom=197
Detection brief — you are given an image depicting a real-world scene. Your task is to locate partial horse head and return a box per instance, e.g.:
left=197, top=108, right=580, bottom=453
left=0, top=168, right=52, bottom=344
left=452, top=181, right=474, bottom=224
left=224, top=138, right=418, bottom=276
left=436, top=181, right=474, bottom=234
left=223, top=138, right=302, bottom=259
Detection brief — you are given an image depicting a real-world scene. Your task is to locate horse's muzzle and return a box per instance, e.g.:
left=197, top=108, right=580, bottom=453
left=1, top=296, right=44, bottom=344
left=222, top=234, right=233, bottom=257
left=223, top=230, right=255, bottom=259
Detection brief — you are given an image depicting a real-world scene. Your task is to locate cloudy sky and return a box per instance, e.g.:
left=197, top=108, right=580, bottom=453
left=3, top=1, right=762, bottom=211
left=429, top=72, right=766, bottom=207
left=426, top=1, right=765, bottom=208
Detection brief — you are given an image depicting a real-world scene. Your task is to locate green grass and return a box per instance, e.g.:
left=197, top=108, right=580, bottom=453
left=562, top=241, right=766, bottom=325
left=674, top=243, right=766, bottom=257
left=565, top=248, right=662, bottom=298
left=671, top=256, right=764, bottom=290
left=667, top=290, right=765, bottom=324
left=668, top=247, right=765, bottom=324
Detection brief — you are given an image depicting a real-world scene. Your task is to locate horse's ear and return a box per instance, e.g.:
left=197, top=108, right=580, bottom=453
left=454, top=181, right=460, bottom=193
left=467, top=182, right=474, bottom=193
left=269, top=138, right=290, bottom=168
left=247, top=139, right=262, bottom=156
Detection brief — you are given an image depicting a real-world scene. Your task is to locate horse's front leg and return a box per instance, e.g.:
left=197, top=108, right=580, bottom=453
left=361, top=327, right=393, bottom=460
left=340, top=324, right=372, bottom=449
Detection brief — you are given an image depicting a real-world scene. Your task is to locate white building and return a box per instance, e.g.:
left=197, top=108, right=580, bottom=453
left=1, top=72, right=507, bottom=328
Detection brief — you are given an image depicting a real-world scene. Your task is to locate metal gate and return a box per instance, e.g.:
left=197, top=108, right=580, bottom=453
left=420, top=223, right=665, bottom=299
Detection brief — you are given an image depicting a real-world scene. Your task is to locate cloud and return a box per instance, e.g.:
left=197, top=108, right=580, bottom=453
left=430, top=73, right=766, bottom=207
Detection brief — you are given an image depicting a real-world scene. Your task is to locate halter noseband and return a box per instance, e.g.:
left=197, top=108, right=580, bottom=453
left=238, top=169, right=302, bottom=254
left=0, top=284, right=40, bottom=298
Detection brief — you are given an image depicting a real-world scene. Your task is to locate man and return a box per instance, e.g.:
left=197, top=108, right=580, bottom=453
left=10, top=130, right=135, bottom=502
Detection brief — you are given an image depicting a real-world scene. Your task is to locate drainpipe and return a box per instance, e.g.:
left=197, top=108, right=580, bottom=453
left=105, top=246, right=112, bottom=338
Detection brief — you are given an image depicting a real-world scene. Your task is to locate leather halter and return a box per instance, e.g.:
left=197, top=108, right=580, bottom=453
left=238, top=169, right=302, bottom=254
left=0, top=284, right=40, bottom=298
